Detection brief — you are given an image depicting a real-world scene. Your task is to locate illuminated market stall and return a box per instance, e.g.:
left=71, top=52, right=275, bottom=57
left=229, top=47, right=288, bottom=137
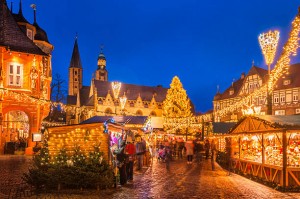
left=227, top=115, right=300, bottom=188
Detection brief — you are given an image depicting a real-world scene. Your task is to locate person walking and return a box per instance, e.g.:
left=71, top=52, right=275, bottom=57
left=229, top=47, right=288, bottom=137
left=211, top=139, right=217, bottom=171
left=135, top=137, right=145, bottom=171
left=125, top=141, right=135, bottom=181
left=185, top=139, right=194, bottom=164
left=204, top=139, right=210, bottom=160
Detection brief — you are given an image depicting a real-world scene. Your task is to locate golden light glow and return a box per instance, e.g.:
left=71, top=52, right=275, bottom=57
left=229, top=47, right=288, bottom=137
left=258, top=30, right=280, bottom=66
left=215, top=9, right=300, bottom=118
left=111, top=81, right=121, bottom=99
left=119, top=93, right=127, bottom=110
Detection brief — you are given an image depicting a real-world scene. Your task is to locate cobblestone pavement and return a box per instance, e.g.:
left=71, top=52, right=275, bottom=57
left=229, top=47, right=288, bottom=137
left=1, top=156, right=300, bottom=198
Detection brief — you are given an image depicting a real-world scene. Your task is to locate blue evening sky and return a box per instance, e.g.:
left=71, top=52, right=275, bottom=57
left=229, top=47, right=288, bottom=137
left=17, top=0, right=300, bottom=113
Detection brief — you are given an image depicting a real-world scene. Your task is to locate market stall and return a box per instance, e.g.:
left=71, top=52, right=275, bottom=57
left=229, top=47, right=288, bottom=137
left=47, top=121, right=124, bottom=162
left=227, top=115, right=300, bottom=188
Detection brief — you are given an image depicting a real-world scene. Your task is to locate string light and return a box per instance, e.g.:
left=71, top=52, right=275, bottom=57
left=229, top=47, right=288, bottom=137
left=111, top=81, right=121, bottom=99
left=214, top=9, right=300, bottom=118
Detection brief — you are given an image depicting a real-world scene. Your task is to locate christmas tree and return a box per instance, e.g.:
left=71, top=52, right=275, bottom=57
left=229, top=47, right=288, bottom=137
left=163, top=76, right=192, bottom=118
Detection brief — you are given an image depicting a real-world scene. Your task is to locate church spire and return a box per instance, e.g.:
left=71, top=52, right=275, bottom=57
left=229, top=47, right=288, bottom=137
left=68, top=34, right=83, bottom=96
left=69, top=35, right=82, bottom=68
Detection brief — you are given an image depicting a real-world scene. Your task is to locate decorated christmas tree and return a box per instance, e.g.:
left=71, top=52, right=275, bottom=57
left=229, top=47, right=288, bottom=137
left=163, top=76, right=192, bottom=118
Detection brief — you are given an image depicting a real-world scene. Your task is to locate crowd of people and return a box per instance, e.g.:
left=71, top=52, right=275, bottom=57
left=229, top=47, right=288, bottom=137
left=112, top=135, right=218, bottom=187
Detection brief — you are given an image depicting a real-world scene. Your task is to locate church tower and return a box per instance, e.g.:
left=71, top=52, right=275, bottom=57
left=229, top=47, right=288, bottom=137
left=68, top=37, right=83, bottom=96
left=95, top=48, right=108, bottom=81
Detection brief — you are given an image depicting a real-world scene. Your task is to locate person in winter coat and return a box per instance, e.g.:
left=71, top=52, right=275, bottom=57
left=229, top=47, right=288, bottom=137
left=114, top=141, right=127, bottom=185
left=204, top=139, right=210, bottom=159
left=125, top=141, right=135, bottom=181
left=185, top=140, right=194, bottom=164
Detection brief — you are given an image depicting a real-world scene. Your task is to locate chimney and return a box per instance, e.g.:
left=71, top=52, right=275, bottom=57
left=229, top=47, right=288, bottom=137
left=241, top=72, right=245, bottom=79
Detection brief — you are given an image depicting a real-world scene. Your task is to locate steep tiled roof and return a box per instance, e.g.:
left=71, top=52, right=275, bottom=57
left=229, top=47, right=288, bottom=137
left=33, top=22, right=49, bottom=42
left=216, top=78, right=244, bottom=100
left=69, top=38, right=82, bottom=68
left=94, top=80, right=168, bottom=102
left=79, top=86, right=92, bottom=106
left=274, top=63, right=300, bottom=90
left=67, top=86, right=91, bottom=106
left=0, top=0, right=46, bottom=55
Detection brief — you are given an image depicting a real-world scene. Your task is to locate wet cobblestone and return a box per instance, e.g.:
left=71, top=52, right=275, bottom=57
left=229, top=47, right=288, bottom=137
left=1, top=156, right=300, bottom=198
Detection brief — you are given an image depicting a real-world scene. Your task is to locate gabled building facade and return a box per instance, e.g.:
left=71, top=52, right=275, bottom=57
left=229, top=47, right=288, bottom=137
left=213, top=63, right=300, bottom=122
left=66, top=38, right=168, bottom=124
left=0, top=0, right=53, bottom=154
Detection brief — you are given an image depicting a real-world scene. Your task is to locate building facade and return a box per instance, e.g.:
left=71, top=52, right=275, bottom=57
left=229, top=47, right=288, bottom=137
left=213, top=63, right=300, bottom=122
left=0, top=0, right=53, bottom=154
left=66, top=38, right=168, bottom=124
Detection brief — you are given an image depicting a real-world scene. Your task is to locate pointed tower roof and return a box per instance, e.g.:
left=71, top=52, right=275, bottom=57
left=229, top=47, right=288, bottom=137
left=12, top=0, right=29, bottom=24
left=0, top=0, right=46, bottom=55
left=69, top=36, right=82, bottom=68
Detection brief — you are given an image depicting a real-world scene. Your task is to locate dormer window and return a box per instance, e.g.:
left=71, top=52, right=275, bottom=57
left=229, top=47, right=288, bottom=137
left=27, top=29, right=33, bottom=40
left=283, top=79, right=291, bottom=85
left=229, top=89, right=234, bottom=95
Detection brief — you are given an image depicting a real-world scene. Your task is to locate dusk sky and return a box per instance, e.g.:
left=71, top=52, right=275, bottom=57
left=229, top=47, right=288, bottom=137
left=16, top=0, right=300, bottom=113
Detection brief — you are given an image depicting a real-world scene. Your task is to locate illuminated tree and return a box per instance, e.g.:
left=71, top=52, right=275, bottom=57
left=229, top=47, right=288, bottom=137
left=163, top=76, right=192, bottom=118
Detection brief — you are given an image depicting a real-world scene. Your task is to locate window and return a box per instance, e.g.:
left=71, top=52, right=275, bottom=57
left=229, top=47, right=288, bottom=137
left=296, top=109, right=300, bottom=114
left=74, top=71, right=77, bottom=75
left=229, top=89, right=234, bottom=95
left=283, top=80, right=291, bottom=85
left=293, top=92, right=299, bottom=102
left=280, top=94, right=285, bottom=103
left=275, top=110, right=285, bottom=115
left=26, top=29, right=33, bottom=40
left=274, top=95, right=279, bottom=103
left=8, top=63, right=23, bottom=86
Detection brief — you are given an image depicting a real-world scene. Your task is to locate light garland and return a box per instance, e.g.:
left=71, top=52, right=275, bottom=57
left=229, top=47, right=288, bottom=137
left=215, top=9, right=300, bottom=118
left=111, top=81, right=121, bottom=99
left=258, top=30, right=280, bottom=67
left=119, top=93, right=127, bottom=110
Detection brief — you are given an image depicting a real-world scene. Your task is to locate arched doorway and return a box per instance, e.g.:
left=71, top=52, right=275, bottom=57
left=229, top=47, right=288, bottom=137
left=2, top=111, right=29, bottom=154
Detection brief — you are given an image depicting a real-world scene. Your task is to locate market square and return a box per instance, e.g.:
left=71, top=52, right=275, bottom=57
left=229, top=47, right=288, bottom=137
left=1, top=0, right=300, bottom=198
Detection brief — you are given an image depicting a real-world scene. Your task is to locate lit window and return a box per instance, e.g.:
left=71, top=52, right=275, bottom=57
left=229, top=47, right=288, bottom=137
left=283, top=80, right=291, bottom=85
left=280, top=94, right=285, bottom=103
left=27, top=29, right=33, bottom=40
left=274, top=96, right=279, bottom=103
left=229, top=90, right=234, bottom=95
left=7, top=63, right=23, bottom=86
left=275, top=110, right=285, bottom=115
left=293, top=92, right=299, bottom=101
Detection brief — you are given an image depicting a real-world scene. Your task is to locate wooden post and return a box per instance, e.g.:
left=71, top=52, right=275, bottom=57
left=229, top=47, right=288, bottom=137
left=282, top=130, right=287, bottom=188
left=262, top=133, right=264, bottom=164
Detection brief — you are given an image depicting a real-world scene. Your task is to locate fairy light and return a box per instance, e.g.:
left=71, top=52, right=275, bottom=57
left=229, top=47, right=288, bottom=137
left=119, top=93, right=127, bottom=110
left=258, top=30, right=280, bottom=72
left=215, top=8, right=300, bottom=118
left=111, top=81, right=121, bottom=99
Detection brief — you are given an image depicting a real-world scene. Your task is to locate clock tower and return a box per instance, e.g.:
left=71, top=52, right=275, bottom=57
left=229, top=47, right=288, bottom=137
left=95, top=49, right=108, bottom=81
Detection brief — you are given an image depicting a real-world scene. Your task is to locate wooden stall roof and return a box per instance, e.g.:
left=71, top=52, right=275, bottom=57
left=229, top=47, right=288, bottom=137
left=47, top=121, right=123, bottom=132
left=229, top=115, right=300, bottom=134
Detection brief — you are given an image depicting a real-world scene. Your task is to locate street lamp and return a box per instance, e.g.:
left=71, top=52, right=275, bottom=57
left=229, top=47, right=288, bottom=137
left=258, top=30, right=280, bottom=115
